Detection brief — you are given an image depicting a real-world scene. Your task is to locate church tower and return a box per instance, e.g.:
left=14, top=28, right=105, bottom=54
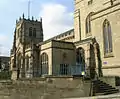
left=15, top=14, right=43, bottom=45
left=11, top=14, right=43, bottom=80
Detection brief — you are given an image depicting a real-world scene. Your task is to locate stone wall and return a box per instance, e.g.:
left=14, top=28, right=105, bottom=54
left=100, top=76, right=116, bottom=87
left=0, top=77, right=91, bottom=99
left=100, top=76, right=120, bottom=90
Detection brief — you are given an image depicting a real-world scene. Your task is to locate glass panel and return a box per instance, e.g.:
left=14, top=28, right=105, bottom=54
left=86, top=19, right=88, bottom=33
left=89, top=16, right=91, bottom=32
left=86, top=13, right=92, bottom=34
left=103, top=25, right=109, bottom=54
left=108, top=24, right=113, bottom=52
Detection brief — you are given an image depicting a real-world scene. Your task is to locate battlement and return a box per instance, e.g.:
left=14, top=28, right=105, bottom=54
left=16, top=14, right=42, bottom=25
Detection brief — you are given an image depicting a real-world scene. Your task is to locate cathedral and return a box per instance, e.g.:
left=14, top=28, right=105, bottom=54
left=10, top=0, right=120, bottom=80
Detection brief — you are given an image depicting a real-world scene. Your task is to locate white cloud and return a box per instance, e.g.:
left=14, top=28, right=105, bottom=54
left=0, top=34, right=11, bottom=56
left=0, top=1, right=74, bottom=56
left=39, top=3, right=73, bottom=40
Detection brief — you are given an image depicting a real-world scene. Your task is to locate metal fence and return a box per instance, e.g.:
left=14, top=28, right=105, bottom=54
left=53, top=64, right=85, bottom=76
left=19, top=64, right=85, bottom=78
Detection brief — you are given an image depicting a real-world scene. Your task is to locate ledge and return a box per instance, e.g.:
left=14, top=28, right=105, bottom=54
left=104, top=52, right=114, bottom=58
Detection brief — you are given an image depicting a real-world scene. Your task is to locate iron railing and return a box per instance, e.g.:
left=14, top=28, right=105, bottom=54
left=19, top=64, right=85, bottom=78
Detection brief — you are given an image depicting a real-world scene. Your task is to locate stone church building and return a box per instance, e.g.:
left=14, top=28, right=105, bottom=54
left=10, top=0, right=120, bottom=79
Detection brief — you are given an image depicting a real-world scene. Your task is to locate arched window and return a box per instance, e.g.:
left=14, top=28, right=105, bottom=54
left=86, top=12, right=93, bottom=34
left=103, top=19, right=113, bottom=55
left=76, top=47, right=85, bottom=72
left=76, top=47, right=85, bottom=64
left=17, top=28, right=20, bottom=37
left=29, top=27, right=32, bottom=37
left=41, top=53, right=48, bottom=75
left=25, top=56, right=29, bottom=71
left=33, top=28, right=36, bottom=37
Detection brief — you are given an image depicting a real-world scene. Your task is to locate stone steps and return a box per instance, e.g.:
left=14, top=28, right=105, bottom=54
left=93, top=79, right=119, bottom=96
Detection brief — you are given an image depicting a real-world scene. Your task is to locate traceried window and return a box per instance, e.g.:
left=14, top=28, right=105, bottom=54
left=33, top=28, right=36, bottom=37
left=41, top=53, right=48, bottom=75
left=86, top=12, right=93, bottom=35
left=103, top=19, right=113, bottom=56
left=29, top=27, right=32, bottom=37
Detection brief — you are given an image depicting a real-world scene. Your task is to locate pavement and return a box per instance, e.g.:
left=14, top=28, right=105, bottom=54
left=66, top=93, right=120, bottom=99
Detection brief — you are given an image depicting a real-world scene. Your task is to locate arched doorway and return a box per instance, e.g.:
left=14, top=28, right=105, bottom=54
left=41, top=53, right=48, bottom=75
left=76, top=47, right=85, bottom=74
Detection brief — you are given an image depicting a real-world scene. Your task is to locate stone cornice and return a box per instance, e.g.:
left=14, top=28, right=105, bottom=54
left=74, top=37, right=92, bottom=46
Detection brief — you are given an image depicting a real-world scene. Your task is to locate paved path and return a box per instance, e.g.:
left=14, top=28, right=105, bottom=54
left=66, top=93, right=120, bottom=99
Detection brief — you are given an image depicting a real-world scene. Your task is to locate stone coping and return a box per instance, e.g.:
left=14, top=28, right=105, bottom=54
left=45, top=75, right=74, bottom=78
left=18, top=77, right=46, bottom=81
left=0, top=80, right=12, bottom=83
left=17, top=76, right=74, bottom=80
left=15, top=75, right=84, bottom=81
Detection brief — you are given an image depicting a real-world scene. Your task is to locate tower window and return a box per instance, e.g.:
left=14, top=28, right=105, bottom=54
left=33, top=28, right=36, bottom=37
left=17, top=28, right=20, bottom=37
left=29, top=27, right=32, bottom=37
left=103, top=19, right=113, bottom=56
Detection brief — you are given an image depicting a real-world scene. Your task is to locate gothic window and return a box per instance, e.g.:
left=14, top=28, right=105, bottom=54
left=29, top=27, right=32, bottom=37
left=76, top=47, right=85, bottom=71
left=33, top=28, right=36, bottom=37
left=86, top=12, right=93, bottom=35
left=76, top=47, right=85, bottom=64
left=26, top=56, right=29, bottom=71
left=17, top=28, right=20, bottom=37
left=103, top=19, right=113, bottom=56
left=19, top=29, right=21, bottom=37
left=41, top=53, right=48, bottom=75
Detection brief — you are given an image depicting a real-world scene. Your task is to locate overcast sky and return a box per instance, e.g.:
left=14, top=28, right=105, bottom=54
left=0, top=0, right=74, bottom=56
